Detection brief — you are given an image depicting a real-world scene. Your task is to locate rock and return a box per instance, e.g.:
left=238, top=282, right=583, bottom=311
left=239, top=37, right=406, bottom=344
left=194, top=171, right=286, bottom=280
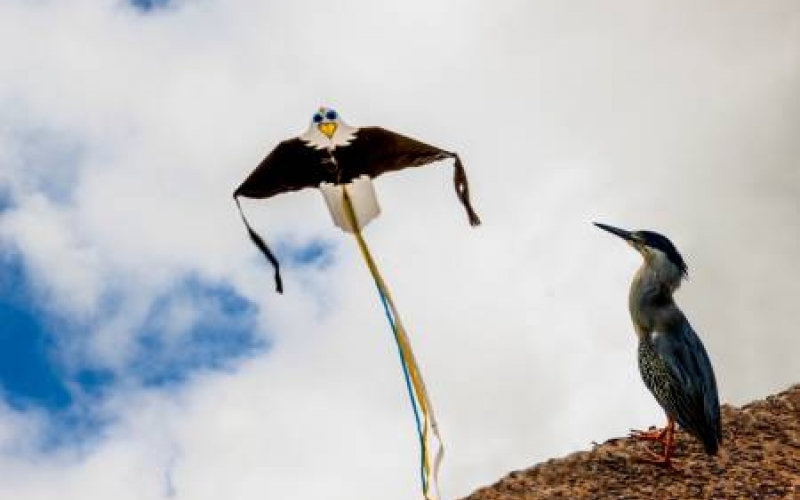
left=461, top=385, right=799, bottom=500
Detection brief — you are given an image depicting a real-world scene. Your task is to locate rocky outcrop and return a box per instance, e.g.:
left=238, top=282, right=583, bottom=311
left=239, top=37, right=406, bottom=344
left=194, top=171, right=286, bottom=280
left=463, top=385, right=799, bottom=500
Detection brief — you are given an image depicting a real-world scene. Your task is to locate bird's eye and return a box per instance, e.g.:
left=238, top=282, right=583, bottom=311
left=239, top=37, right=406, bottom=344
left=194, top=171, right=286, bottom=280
left=312, top=113, right=323, bottom=123
left=325, top=110, right=337, bottom=120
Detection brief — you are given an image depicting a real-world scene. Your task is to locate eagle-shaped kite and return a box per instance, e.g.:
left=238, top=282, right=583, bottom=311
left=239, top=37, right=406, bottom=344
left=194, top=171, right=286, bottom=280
left=233, top=107, right=480, bottom=500
left=234, top=107, right=481, bottom=293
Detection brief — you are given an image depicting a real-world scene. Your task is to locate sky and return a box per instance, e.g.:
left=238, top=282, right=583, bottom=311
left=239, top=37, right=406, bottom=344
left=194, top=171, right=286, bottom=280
left=0, top=0, right=798, bottom=499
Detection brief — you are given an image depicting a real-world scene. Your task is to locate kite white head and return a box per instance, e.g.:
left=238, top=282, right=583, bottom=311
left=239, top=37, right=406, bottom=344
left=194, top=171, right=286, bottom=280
left=300, top=106, right=357, bottom=150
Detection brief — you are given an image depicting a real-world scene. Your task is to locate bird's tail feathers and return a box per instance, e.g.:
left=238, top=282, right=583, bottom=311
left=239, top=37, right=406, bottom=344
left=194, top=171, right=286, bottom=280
left=702, top=434, right=720, bottom=455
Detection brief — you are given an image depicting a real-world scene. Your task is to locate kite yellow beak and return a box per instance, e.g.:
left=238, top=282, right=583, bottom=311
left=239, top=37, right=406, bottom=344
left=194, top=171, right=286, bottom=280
left=318, top=122, right=337, bottom=139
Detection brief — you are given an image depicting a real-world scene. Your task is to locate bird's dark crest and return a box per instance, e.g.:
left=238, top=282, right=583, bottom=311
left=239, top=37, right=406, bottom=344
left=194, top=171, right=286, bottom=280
left=638, top=231, right=689, bottom=278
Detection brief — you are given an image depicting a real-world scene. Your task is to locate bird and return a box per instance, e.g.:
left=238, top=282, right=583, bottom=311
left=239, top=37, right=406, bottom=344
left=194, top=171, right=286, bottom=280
left=594, top=223, right=721, bottom=467
left=234, top=106, right=481, bottom=293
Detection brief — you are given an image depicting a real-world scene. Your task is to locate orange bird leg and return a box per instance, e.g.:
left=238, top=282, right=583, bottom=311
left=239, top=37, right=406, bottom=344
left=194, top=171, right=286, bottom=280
left=635, top=418, right=679, bottom=469
left=630, top=426, right=668, bottom=442
left=630, top=416, right=673, bottom=444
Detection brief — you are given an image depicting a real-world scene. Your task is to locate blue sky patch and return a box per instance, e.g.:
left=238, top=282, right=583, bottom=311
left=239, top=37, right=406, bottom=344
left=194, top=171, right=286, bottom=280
left=0, top=299, right=72, bottom=411
left=0, top=185, right=12, bottom=212
left=0, top=249, right=265, bottom=448
left=282, top=239, right=335, bottom=269
left=0, top=251, right=73, bottom=411
left=0, top=250, right=117, bottom=450
left=130, top=0, right=171, bottom=12
left=128, top=276, right=264, bottom=388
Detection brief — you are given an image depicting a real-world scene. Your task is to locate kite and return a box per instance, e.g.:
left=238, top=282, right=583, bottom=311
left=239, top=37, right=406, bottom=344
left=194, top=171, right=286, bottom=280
left=233, top=107, right=481, bottom=500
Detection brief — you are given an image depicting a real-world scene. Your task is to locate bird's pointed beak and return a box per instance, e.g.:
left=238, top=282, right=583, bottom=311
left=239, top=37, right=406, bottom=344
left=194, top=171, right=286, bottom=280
left=318, top=122, right=337, bottom=139
left=593, top=222, right=635, bottom=242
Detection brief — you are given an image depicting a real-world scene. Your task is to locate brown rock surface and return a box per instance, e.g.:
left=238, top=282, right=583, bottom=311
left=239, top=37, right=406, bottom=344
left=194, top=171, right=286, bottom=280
left=463, top=384, right=799, bottom=500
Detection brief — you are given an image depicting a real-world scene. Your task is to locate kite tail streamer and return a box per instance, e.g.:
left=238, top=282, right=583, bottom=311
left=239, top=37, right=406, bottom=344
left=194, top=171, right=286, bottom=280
left=452, top=155, right=481, bottom=227
left=234, top=196, right=284, bottom=293
left=341, top=190, right=445, bottom=500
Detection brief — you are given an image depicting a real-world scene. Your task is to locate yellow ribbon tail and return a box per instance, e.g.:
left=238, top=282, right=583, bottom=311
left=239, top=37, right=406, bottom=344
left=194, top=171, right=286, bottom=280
left=341, top=188, right=445, bottom=500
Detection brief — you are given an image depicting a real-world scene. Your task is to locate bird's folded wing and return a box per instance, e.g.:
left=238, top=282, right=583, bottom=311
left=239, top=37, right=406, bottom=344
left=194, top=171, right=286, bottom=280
left=651, top=324, right=720, bottom=440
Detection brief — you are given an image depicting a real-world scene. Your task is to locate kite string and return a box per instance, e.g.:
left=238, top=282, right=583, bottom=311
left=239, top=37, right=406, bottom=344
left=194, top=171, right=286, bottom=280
left=341, top=189, right=444, bottom=500
left=354, top=227, right=437, bottom=500
left=374, top=280, right=428, bottom=492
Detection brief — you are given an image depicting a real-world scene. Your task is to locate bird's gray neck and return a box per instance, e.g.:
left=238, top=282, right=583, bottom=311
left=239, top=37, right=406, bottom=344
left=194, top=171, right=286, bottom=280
left=628, top=255, right=683, bottom=337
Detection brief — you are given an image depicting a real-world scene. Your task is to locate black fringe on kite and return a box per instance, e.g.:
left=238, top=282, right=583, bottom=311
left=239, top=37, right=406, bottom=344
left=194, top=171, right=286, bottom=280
left=452, top=155, right=481, bottom=226
left=234, top=196, right=284, bottom=294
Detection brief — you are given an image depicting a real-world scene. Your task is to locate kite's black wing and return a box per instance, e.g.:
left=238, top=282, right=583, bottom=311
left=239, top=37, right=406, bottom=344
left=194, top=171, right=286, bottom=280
left=335, top=127, right=451, bottom=180
left=336, top=127, right=481, bottom=226
left=234, top=138, right=332, bottom=199
left=233, top=138, right=332, bottom=294
left=234, top=128, right=481, bottom=295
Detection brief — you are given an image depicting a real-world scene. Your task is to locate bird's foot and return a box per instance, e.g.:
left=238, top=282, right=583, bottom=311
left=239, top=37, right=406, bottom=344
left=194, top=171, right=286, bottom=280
left=629, top=426, right=668, bottom=443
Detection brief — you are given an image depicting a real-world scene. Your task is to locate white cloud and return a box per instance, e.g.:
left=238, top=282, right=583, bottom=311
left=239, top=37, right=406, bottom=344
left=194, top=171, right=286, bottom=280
left=0, top=0, right=798, bottom=499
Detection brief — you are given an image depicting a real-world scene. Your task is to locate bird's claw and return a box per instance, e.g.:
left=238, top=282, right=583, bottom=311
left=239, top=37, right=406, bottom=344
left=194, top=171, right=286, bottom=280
left=629, top=427, right=668, bottom=443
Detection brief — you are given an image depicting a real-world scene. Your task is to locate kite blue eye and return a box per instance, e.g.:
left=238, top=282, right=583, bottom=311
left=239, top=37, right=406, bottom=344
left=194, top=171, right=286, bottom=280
left=312, top=113, right=323, bottom=123
left=325, top=110, right=337, bottom=120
